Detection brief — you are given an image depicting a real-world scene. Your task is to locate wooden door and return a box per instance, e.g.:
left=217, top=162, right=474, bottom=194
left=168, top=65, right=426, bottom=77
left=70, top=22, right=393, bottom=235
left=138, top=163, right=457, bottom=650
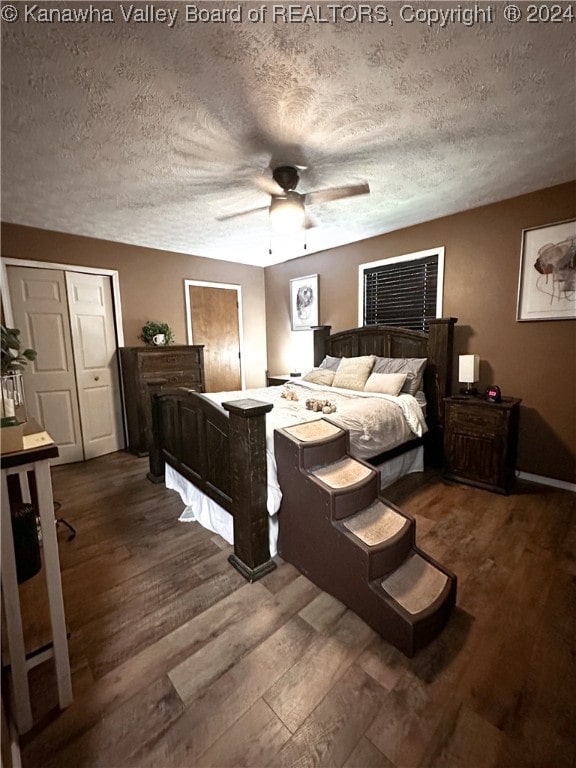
left=65, top=272, right=124, bottom=459
left=7, top=266, right=84, bottom=464
left=189, top=286, right=241, bottom=392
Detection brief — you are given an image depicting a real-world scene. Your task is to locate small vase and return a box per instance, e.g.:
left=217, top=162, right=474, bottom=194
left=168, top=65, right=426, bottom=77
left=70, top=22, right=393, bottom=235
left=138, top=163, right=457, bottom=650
left=1, top=372, right=27, bottom=426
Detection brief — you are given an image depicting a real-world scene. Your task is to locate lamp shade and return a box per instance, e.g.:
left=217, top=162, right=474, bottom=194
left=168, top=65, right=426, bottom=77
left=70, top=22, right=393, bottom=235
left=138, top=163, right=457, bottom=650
left=458, top=354, right=480, bottom=383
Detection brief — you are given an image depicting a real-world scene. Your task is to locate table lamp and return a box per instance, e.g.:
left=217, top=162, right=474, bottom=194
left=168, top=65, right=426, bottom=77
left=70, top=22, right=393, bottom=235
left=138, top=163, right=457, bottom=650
left=459, top=354, right=480, bottom=396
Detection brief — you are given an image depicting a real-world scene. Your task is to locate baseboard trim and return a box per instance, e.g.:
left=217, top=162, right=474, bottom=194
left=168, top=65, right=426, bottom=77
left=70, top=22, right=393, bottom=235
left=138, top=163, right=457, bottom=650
left=517, top=471, right=576, bottom=493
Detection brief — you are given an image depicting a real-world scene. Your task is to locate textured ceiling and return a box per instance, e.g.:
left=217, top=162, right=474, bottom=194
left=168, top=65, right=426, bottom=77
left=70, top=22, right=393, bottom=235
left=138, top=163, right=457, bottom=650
left=1, top=2, right=575, bottom=267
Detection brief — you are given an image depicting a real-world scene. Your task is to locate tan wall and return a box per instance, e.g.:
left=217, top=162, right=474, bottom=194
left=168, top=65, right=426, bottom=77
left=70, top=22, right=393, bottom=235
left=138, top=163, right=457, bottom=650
left=265, top=181, right=576, bottom=484
left=1, top=225, right=268, bottom=389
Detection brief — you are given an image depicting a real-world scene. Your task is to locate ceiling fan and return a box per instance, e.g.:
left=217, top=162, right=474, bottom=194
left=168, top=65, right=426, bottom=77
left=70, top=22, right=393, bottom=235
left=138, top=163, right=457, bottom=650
left=217, top=165, right=370, bottom=233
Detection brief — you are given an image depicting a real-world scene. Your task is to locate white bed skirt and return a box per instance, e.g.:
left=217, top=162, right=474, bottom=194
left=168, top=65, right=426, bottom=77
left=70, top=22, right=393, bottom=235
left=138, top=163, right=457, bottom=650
left=165, top=445, right=423, bottom=559
left=377, top=445, right=424, bottom=489
left=165, top=463, right=280, bottom=557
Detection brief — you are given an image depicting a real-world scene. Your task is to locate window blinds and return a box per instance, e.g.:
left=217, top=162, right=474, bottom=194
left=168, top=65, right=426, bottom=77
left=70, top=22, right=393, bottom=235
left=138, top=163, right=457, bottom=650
left=363, top=254, right=439, bottom=332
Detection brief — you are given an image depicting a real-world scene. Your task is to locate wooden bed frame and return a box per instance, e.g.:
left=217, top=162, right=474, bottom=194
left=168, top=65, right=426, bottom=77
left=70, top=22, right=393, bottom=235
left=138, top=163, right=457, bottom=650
left=148, top=318, right=457, bottom=582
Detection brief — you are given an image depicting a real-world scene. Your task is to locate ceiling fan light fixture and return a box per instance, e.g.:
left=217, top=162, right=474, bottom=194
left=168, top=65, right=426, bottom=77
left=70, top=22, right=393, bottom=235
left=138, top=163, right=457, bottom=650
left=269, top=192, right=305, bottom=234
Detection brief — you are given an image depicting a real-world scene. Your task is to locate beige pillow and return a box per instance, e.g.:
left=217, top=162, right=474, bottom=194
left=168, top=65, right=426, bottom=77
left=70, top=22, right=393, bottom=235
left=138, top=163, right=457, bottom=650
left=302, top=368, right=335, bottom=386
left=364, top=372, right=407, bottom=396
left=332, top=355, right=375, bottom=391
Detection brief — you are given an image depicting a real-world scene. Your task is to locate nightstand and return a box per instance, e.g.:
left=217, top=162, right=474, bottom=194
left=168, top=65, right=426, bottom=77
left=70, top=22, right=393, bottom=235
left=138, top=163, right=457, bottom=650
left=266, top=373, right=293, bottom=387
left=443, top=396, right=521, bottom=494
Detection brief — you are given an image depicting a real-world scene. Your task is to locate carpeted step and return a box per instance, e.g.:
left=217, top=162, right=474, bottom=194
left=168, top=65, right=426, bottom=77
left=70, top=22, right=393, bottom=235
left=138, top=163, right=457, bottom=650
left=380, top=552, right=449, bottom=615
left=283, top=420, right=348, bottom=469
left=337, top=497, right=415, bottom=579
left=342, top=498, right=407, bottom=546
left=311, top=456, right=372, bottom=489
left=284, top=420, right=342, bottom=442
left=310, top=456, right=378, bottom=519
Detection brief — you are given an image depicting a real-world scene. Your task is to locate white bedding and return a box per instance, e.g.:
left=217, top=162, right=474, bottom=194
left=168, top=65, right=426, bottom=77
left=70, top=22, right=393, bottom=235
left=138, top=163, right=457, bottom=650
left=203, top=379, right=426, bottom=513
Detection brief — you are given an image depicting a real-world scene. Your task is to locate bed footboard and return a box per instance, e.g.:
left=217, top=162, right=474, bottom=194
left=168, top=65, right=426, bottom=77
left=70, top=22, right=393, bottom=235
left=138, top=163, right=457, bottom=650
left=148, top=388, right=276, bottom=581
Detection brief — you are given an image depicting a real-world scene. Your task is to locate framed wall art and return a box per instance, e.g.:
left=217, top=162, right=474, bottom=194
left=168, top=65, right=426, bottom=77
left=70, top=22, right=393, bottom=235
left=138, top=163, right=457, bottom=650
left=290, top=274, right=319, bottom=330
left=517, top=219, right=576, bottom=321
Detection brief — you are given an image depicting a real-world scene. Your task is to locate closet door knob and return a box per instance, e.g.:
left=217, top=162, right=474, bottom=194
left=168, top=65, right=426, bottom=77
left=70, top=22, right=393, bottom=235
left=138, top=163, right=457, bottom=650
left=94, top=376, right=100, bottom=381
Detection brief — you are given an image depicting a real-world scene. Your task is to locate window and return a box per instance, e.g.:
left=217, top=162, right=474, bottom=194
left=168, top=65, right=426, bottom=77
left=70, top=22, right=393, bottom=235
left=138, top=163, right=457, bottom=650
left=358, top=247, right=444, bottom=332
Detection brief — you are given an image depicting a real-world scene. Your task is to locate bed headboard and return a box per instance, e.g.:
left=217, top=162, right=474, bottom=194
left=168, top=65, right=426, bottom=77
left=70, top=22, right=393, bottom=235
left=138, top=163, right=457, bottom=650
left=312, top=318, right=457, bottom=460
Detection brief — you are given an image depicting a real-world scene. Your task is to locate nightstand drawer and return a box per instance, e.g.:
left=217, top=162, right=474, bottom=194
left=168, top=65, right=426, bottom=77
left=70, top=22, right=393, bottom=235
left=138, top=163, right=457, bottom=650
left=447, top=404, right=505, bottom=434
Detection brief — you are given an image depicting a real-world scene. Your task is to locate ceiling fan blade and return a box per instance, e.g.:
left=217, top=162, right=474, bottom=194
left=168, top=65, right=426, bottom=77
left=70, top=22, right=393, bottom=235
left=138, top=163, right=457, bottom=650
left=254, top=174, right=283, bottom=196
left=216, top=205, right=269, bottom=222
left=306, top=183, right=370, bottom=206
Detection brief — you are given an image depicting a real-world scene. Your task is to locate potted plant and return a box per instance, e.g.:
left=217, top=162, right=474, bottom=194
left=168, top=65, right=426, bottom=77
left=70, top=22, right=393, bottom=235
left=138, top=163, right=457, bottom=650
left=138, top=321, right=174, bottom=346
left=1, top=325, right=37, bottom=451
left=1, top=325, right=37, bottom=377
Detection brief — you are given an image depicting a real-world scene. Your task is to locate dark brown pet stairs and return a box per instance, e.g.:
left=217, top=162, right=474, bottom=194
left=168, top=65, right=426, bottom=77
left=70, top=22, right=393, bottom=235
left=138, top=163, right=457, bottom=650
left=274, top=420, right=456, bottom=657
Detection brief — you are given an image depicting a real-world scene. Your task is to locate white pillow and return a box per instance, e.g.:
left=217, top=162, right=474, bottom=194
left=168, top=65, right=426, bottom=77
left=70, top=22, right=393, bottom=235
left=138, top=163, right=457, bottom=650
left=332, top=355, right=375, bottom=391
left=364, top=372, right=407, bottom=396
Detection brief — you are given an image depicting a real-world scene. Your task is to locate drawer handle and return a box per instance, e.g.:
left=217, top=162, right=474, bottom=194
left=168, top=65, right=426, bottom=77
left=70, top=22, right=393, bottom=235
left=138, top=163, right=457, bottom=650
left=168, top=376, right=179, bottom=383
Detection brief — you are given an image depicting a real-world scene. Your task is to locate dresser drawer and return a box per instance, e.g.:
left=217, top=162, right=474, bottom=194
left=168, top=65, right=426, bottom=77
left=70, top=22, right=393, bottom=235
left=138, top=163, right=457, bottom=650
left=140, top=349, right=202, bottom=374
left=142, top=372, right=201, bottom=388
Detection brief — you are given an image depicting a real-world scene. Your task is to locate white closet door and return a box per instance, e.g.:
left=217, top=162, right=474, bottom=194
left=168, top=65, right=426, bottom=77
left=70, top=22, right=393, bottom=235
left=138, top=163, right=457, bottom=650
left=65, top=272, right=124, bottom=459
left=7, top=266, right=84, bottom=464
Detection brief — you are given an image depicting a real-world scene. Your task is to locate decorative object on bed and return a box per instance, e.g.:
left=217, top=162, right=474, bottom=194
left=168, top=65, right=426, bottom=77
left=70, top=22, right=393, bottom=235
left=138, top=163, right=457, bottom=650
left=148, top=318, right=457, bottom=585
left=119, top=345, right=205, bottom=456
left=138, top=320, right=175, bottom=346
left=516, top=218, right=576, bottom=321
left=290, top=274, right=319, bottom=330
left=305, top=397, right=336, bottom=413
left=274, top=420, right=457, bottom=656
left=458, top=354, right=480, bottom=396
left=280, top=386, right=299, bottom=401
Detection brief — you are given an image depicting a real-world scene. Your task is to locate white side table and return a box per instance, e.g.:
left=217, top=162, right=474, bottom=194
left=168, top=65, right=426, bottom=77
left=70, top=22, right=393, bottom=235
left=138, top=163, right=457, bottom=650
left=1, top=425, right=72, bottom=734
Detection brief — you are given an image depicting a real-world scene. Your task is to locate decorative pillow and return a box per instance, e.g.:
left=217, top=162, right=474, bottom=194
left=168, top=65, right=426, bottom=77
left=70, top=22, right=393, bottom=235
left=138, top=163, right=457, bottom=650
left=302, top=368, right=336, bottom=386
left=364, top=372, right=407, bottom=396
left=372, top=357, right=427, bottom=396
left=319, top=355, right=341, bottom=371
left=332, top=355, right=375, bottom=391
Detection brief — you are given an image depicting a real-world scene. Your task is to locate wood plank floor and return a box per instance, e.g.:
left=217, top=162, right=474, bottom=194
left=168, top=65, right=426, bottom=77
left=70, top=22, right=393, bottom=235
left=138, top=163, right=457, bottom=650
left=9, top=451, right=576, bottom=768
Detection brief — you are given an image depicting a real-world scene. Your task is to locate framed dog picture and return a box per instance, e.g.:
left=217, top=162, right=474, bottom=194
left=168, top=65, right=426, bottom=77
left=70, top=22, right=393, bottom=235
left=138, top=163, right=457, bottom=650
left=290, top=274, right=319, bottom=330
left=517, top=219, right=576, bottom=321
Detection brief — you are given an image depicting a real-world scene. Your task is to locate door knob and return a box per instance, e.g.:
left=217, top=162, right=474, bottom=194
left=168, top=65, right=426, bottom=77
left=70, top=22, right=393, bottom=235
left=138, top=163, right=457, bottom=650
left=94, top=376, right=100, bottom=381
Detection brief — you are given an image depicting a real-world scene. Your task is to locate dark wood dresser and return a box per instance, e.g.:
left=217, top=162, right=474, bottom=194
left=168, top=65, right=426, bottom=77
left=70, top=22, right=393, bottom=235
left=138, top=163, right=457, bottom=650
left=443, top=396, right=521, bottom=494
left=118, top=345, right=205, bottom=455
